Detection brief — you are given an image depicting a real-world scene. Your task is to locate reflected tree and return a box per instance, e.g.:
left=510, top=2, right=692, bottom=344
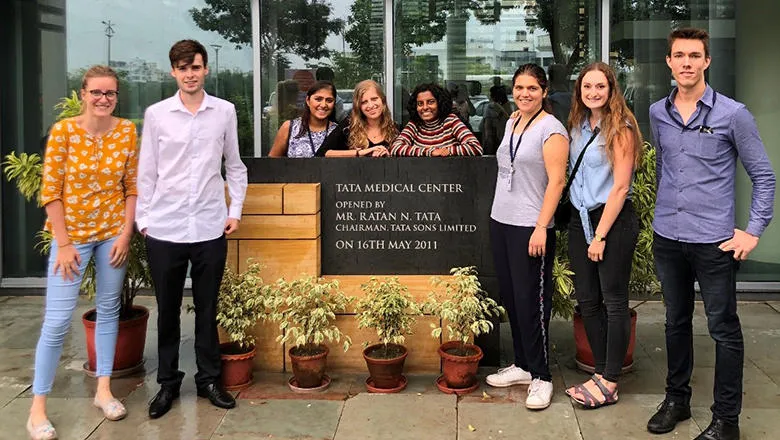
left=190, top=0, right=344, bottom=87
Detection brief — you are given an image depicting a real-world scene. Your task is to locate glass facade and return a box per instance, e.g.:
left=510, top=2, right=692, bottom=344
left=259, top=0, right=386, bottom=155
left=610, top=0, right=780, bottom=280
left=1, top=0, right=778, bottom=282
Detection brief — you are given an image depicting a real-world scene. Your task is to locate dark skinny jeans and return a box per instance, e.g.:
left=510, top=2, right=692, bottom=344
left=653, top=232, right=743, bottom=424
left=568, top=201, right=638, bottom=383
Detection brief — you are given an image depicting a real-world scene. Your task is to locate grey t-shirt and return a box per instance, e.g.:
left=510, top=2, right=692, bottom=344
left=490, top=113, right=568, bottom=227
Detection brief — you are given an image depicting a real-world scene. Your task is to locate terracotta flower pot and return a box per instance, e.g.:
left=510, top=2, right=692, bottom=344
left=363, top=343, right=408, bottom=392
left=220, top=342, right=256, bottom=391
left=573, top=308, right=637, bottom=373
left=289, top=344, right=329, bottom=389
left=83, top=305, right=149, bottom=377
left=438, top=340, right=483, bottom=389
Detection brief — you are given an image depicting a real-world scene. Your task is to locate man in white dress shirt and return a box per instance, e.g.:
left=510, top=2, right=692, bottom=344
left=136, top=39, right=248, bottom=419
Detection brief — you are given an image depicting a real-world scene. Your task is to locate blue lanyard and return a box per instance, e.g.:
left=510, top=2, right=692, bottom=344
left=508, top=108, right=543, bottom=166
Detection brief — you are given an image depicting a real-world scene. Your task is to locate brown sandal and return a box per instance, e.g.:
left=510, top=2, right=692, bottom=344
left=566, top=375, right=618, bottom=409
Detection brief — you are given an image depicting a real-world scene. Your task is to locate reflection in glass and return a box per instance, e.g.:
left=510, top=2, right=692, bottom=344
left=393, top=0, right=599, bottom=144
left=259, top=0, right=385, bottom=156
left=1, top=0, right=254, bottom=277
left=610, top=0, right=780, bottom=280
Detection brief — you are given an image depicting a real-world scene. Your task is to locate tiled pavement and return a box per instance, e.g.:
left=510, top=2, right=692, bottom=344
left=0, top=296, right=778, bottom=439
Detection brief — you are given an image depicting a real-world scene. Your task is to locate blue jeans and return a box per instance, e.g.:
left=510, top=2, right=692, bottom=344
left=653, top=233, right=743, bottom=424
left=33, top=235, right=126, bottom=395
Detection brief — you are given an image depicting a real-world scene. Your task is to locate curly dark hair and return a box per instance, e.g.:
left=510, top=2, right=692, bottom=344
left=406, top=83, right=453, bottom=125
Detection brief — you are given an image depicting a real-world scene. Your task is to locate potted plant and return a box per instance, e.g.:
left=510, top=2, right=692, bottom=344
left=355, top=276, right=423, bottom=393
left=425, top=266, right=504, bottom=394
left=267, top=276, right=352, bottom=391
left=1, top=91, right=153, bottom=377
left=552, top=144, right=660, bottom=372
left=215, top=262, right=269, bottom=390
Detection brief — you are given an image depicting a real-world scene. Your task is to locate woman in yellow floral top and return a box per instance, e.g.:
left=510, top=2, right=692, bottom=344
left=27, top=65, right=138, bottom=440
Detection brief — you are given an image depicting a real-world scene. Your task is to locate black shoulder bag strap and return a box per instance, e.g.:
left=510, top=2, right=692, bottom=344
left=562, top=127, right=601, bottom=197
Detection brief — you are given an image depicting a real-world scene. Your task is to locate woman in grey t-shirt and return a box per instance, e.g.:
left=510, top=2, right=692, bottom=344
left=485, top=64, right=569, bottom=411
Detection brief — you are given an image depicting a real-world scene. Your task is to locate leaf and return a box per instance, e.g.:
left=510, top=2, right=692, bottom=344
left=481, top=391, right=492, bottom=400
left=468, top=424, right=476, bottom=432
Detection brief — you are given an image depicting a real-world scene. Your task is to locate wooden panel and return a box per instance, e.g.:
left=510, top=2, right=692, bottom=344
left=242, top=183, right=285, bottom=215
left=283, top=183, right=321, bottom=214
left=283, top=315, right=442, bottom=374
left=238, top=239, right=321, bottom=281
left=226, top=239, right=238, bottom=272
left=322, top=275, right=450, bottom=313
left=218, top=321, right=284, bottom=372
left=229, top=214, right=320, bottom=240
left=250, top=320, right=285, bottom=372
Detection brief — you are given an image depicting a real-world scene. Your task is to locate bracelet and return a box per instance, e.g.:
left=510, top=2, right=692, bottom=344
left=535, top=222, right=546, bottom=229
left=59, top=242, right=74, bottom=248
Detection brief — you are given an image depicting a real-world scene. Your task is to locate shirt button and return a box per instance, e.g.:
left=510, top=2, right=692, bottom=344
left=681, top=147, right=685, bottom=152
left=677, top=208, right=682, bottom=212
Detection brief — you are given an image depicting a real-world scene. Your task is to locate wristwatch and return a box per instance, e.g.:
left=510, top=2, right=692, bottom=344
left=594, top=233, right=605, bottom=242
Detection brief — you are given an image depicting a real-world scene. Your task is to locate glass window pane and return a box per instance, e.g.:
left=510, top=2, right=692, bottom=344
left=611, top=0, right=780, bottom=281
left=2, top=0, right=254, bottom=277
left=393, top=0, right=600, bottom=140
left=259, top=0, right=386, bottom=156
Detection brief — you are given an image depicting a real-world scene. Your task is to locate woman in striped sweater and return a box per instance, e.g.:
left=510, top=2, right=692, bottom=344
left=390, top=83, right=483, bottom=156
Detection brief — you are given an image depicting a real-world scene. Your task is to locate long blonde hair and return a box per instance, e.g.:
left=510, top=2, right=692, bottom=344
left=569, top=62, right=643, bottom=168
left=348, top=80, right=398, bottom=150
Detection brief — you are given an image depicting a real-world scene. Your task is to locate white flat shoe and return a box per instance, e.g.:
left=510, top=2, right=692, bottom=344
left=93, top=397, right=127, bottom=421
left=26, top=416, right=58, bottom=440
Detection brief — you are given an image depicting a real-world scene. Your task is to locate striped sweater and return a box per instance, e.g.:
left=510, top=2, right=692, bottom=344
left=390, top=114, right=483, bottom=156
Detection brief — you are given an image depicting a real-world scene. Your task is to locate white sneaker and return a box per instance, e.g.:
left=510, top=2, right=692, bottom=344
left=525, top=378, right=553, bottom=410
left=486, top=364, right=532, bottom=387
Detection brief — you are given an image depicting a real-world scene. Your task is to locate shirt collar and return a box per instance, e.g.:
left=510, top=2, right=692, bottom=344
left=169, top=90, right=214, bottom=113
left=580, top=116, right=600, bottom=132
left=665, top=83, right=715, bottom=110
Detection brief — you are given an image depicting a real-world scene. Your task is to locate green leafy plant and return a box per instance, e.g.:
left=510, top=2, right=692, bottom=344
left=1, top=90, right=152, bottom=319
left=267, top=275, right=353, bottom=356
left=54, top=90, right=83, bottom=120
left=552, top=230, right=576, bottom=320
left=425, top=266, right=504, bottom=356
left=1, top=152, right=43, bottom=202
left=355, top=277, right=423, bottom=359
left=551, top=143, right=660, bottom=319
left=215, top=262, right=270, bottom=351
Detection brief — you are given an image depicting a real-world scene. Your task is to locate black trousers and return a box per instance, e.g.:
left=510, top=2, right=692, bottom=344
left=146, top=234, right=227, bottom=389
left=568, top=201, right=639, bottom=382
left=653, top=233, right=743, bottom=424
left=490, top=219, right=555, bottom=382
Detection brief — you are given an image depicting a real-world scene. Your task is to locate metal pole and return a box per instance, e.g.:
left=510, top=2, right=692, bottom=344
left=211, top=44, right=222, bottom=97
left=102, top=20, right=115, bottom=66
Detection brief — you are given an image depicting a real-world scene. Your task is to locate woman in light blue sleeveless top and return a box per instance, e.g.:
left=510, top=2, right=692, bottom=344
left=564, top=62, right=643, bottom=409
left=269, top=80, right=337, bottom=157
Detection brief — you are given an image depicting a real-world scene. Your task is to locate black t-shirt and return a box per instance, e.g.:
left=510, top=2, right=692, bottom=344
left=315, top=116, right=396, bottom=156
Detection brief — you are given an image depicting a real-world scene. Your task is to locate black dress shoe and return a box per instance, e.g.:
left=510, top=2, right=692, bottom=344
left=647, top=399, right=692, bottom=434
left=695, top=418, right=740, bottom=440
left=148, top=386, right=180, bottom=419
left=197, top=382, right=236, bottom=409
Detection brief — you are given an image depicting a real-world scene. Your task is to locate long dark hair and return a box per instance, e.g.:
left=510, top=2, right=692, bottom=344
left=406, top=83, right=453, bottom=125
left=511, top=63, right=553, bottom=114
left=297, top=80, right=336, bottom=138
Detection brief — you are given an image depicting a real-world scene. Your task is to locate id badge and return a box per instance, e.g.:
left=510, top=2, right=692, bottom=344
left=505, top=166, right=514, bottom=191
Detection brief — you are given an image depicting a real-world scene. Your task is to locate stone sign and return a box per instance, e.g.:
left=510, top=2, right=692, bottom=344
left=245, top=157, right=499, bottom=275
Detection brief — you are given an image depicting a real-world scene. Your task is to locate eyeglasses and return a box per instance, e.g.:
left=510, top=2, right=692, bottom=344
left=87, top=89, right=119, bottom=99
